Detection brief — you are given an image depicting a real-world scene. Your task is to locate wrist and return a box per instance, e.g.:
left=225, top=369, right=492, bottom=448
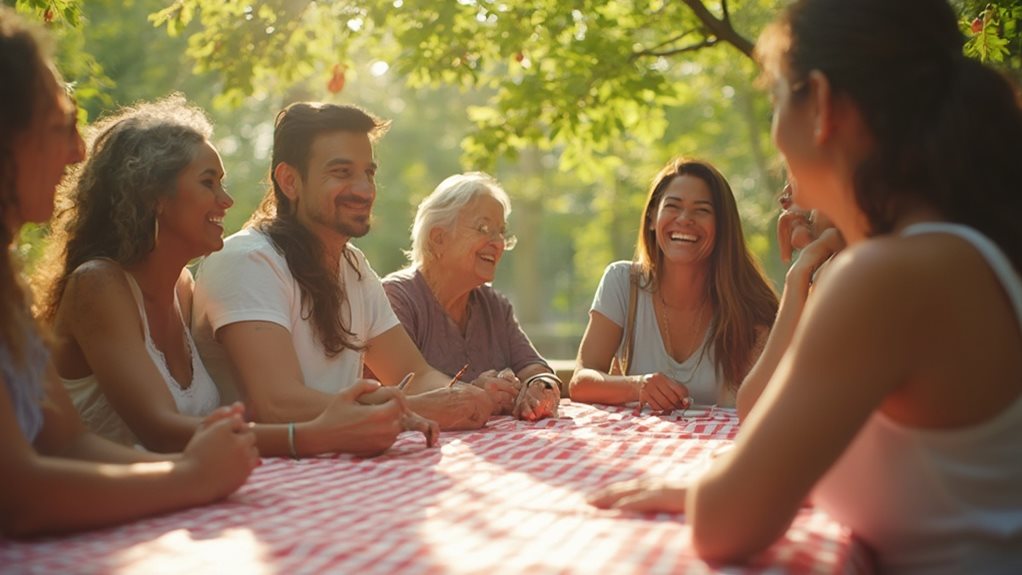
left=294, top=420, right=326, bottom=457
left=172, top=456, right=212, bottom=505
left=630, top=375, right=646, bottom=399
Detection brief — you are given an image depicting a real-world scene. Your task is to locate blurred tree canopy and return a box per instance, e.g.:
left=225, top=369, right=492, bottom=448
left=8, top=0, right=1022, bottom=358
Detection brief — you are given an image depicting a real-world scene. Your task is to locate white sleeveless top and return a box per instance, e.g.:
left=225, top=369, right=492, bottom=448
left=63, top=268, right=219, bottom=447
left=812, top=223, right=1022, bottom=574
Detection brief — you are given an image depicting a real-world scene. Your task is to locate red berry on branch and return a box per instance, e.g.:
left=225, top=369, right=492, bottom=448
left=327, top=64, right=346, bottom=94
left=514, top=51, right=524, bottom=63
left=43, top=8, right=54, bottom=23
left=971, top=17, right=984, bottom=34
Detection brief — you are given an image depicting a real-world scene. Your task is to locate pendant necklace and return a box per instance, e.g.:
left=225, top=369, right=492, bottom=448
left=658, top=291, right=710, bottom=386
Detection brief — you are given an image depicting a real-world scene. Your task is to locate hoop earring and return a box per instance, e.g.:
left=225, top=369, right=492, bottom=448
left=153, top=216, right=160, bottom=249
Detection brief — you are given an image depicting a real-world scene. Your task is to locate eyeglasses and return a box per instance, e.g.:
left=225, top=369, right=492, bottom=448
left=463, top=223, right=517, bottom=250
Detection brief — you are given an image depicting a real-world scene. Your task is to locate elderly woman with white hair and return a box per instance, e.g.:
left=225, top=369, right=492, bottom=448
left=382, top=172, right=559, bottom=421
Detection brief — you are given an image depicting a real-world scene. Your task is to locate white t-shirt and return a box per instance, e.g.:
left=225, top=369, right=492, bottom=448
left=590, top=261, right=724, bottom=406
left=191, top=228, right=400, bottom=402
left=811, top=223, right=1022, bottom=574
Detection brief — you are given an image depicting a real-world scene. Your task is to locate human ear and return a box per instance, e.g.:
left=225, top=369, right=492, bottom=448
left=808, top=70, right=833, bottom=146
left=273, top=163, right=301, bottom=201
left=428, top=226, right=446, bottom=256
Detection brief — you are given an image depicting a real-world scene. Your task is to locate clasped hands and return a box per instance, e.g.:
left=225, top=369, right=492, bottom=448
left=635, top=372, right=692, bottom=415
left=471, top=368, right=560, bottom=421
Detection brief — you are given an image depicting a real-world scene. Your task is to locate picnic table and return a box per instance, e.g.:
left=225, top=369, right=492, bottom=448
left=0, top=401, right=869, bottom=574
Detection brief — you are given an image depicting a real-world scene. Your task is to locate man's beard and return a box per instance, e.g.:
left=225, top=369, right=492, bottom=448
left=337, top=214, right=371, bottom=238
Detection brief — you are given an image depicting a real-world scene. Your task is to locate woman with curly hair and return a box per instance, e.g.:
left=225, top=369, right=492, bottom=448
left=0, top=8, right=258, bottom=537
left=35, top=95, right=436, bottom=456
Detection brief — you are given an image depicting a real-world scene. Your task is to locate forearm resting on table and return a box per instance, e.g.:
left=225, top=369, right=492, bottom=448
left=569, top=368, right=641, bottom=404
left=404, top=387, right=489, bottom=430
left=0, top=454, right=205, bottom=538
left=245, top=384, right=334, bottom=423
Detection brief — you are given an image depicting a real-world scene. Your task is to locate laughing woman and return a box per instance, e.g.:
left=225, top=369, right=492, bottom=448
left=569, top=158, right=778, bottom=411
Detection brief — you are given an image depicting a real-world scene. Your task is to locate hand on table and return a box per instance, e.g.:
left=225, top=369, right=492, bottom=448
left=183, top=410, right=260, bottom=501
left=412, top=383, right=495, bottom=430
left=636, top=373, right=690, bottom=415
left=471, top=369, right=521, bottom=415
left=313, top=379, right=407, bottom=456
left=589, top=477, right=689, bottom=513
left=512, top=374, right=560, bottom=421
left=358, top=384, right=440, bottom=448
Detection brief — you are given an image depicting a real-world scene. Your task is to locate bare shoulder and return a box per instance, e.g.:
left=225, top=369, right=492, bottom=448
left=64, top=259, right=132, bottom=303
left=177, top=268, right=195, bottom=322
left=823, top=232, right=995, bottom=301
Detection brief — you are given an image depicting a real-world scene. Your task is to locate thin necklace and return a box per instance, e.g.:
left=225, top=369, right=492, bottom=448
left=658, top=291, right=709, bottom=384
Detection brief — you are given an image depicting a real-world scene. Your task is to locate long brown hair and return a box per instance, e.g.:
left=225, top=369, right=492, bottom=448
left=635, top=157, right=778, bottom=388
left=248, top=102, right=389, bottom=357
left=758, top=0, right=1022, bottom=272
left=0, top=9, right=53, bottom=365
left=33, top=95, right=212, bottom=323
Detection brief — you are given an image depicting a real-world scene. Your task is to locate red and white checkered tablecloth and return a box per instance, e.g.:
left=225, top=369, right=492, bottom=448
left=0, top=401, right=869, bottom=574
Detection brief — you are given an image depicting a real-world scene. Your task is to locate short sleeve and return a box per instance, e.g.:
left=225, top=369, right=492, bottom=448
left=382, top=274, right=420, bottom=345
left=193, top=233, right=294, bottom=334
left=493, top=290, right=549, bottom=374
left=590, top=261, right=632, bottom=328
left=349, top=249, right=400, bottom=341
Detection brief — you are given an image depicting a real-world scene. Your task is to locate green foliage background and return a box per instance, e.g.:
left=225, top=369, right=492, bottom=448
left=9, top=0, right=1021, bottom=359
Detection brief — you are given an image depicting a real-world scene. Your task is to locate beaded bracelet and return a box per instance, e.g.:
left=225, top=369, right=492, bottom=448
left=287, top=422, right=300, bottom=460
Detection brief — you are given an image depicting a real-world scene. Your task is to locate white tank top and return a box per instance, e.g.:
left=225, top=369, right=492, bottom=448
left=63, top=268, right=219, bottom=447
left=811, top=223, right=1022, bottom=574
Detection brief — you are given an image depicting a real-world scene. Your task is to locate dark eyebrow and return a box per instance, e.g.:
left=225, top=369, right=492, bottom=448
left=199, top=168, right=222, bottom=178
left=324, top=158, right=354, bottom=169
left=324, top=158, right=378, bottom=171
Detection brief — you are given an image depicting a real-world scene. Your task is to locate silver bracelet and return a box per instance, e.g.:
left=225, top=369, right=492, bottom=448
left=287, top=422, right=300, bottom=460
left=523, top=373, right=561, bottom=391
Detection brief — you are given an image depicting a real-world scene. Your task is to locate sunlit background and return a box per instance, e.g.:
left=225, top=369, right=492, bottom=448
left=14, top=0, right=1018, bottom=361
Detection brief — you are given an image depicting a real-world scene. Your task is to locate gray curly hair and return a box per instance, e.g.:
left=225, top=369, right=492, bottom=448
left=407, top=171, right=512, bottom=268
left=35, top=93, right=213, bottom=321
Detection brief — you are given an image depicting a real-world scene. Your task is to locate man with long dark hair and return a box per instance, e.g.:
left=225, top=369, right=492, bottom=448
left=193, top=103, right=502, bottom=446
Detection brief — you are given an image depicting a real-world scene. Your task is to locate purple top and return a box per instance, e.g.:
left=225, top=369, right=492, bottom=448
left=382, top=268, right=549, bottom=381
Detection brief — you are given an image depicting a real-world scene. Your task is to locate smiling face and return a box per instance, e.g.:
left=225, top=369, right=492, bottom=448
left=652, top=174, right=716, bottom=267
left=11, top=66, right=84, bottom=226
left=434, top=194, right=509, bottom=286
left=292, top=130, right=377, bottom=244
left=156, top=140, right=233, bottom=258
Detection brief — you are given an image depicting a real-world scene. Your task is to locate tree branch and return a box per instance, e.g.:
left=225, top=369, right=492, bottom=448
left=637, top=37, right=720, bottom=58
left=632, top=29, right=699, bottom=58
left=680, top=0, right=754, bottom=59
